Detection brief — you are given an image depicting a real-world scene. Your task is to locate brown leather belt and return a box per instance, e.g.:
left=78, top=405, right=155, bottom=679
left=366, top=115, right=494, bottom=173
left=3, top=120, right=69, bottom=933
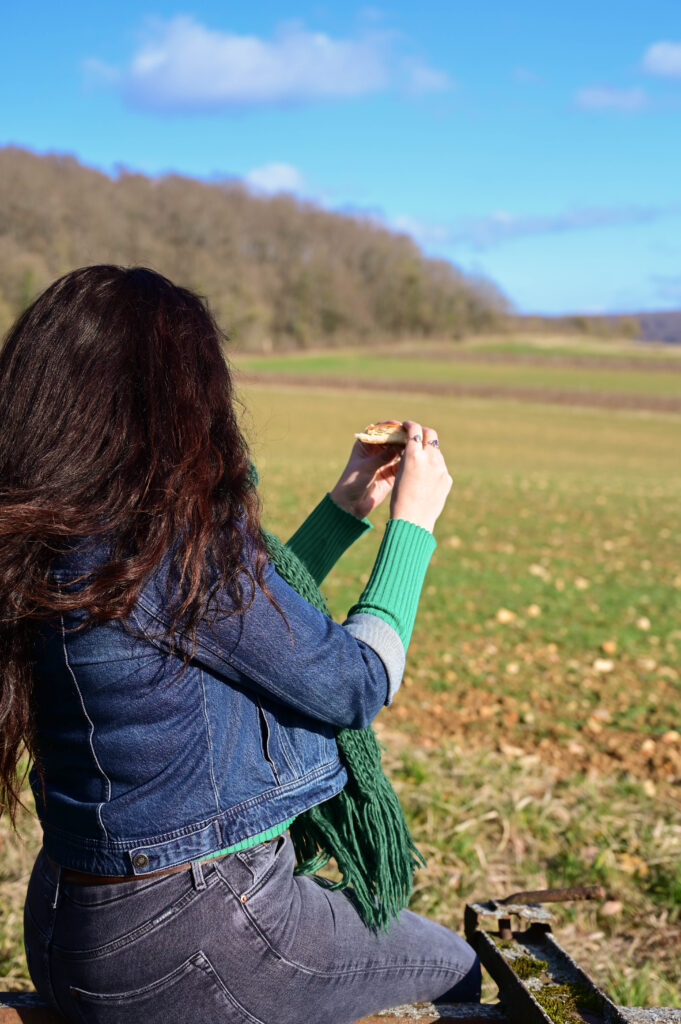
left=53, top=840, right=272, bottom=886
left=59, top=860, right=196, bottom=885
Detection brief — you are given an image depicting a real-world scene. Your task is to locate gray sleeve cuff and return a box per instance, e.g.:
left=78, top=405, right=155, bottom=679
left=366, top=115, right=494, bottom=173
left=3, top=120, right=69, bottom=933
left=342, top=612, right=406, bottom=706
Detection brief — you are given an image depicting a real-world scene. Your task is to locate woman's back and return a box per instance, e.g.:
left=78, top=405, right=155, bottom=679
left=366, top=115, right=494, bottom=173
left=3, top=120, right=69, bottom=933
left=30, top=531, right=374, bottom=877
left=3, top=265, right=480, bottom=1022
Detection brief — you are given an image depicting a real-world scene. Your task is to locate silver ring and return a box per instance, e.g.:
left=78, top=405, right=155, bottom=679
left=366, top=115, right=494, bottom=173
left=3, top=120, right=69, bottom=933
left=409, top=434, right=423, bottom=443
left=427, top=439, right=440, bottom=448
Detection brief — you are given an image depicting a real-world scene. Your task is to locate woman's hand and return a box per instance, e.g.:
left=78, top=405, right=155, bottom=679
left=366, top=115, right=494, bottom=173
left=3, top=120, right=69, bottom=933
left=390, top=420, right=452, bottom=533
left=329, top=438, right=402, bottom=520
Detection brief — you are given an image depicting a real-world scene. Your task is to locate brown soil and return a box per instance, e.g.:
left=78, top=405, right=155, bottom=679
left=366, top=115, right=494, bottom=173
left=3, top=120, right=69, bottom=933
left=240, top=372, right=681, bottom=414
left=383, top=680, right=681, bottom=792
left=392, top=349, right=681, bottom=373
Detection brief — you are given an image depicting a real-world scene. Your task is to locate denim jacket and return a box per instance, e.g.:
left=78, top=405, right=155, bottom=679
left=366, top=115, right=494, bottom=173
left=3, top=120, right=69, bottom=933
left=30, top=500, right=408, bottom=876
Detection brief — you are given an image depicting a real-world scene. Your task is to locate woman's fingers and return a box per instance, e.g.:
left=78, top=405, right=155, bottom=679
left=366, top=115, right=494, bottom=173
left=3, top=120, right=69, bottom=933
left=402, top=421, right=441, bottom=454
left=329, top=435, right=403, bottom=518
left=402, top=420, right=424, bottom=447
left=391, top=420, right=452, bottom=533
left=421, top=426, right=440, bottom=452
left=356, top=438, right=402, bottom=464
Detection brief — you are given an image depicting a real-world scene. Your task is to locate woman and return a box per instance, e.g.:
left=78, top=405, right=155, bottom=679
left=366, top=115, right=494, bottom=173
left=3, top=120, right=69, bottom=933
left=0, top=266, right=480, bottom=1024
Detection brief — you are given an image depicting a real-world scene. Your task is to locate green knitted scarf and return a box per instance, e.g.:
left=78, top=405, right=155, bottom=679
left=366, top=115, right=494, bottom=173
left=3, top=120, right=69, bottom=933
left=262, top=530, right=425, bottom=931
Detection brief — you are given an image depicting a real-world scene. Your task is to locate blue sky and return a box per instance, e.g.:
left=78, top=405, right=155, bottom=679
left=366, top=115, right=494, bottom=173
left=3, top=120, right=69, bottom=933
left=2, top=1, right=681, bottom=314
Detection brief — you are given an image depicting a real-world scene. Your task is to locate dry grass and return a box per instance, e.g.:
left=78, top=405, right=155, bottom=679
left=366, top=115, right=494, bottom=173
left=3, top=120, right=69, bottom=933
left=0, top=789, right=41, bottom=989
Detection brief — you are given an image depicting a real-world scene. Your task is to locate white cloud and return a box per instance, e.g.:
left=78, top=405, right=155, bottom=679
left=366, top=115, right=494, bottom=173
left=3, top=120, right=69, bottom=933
left=359, top=202, right=681, bottom=256
left=244, top=163, right=305, bottom=194
left=388, top=203, right=681, bottom=253
left=401, top=58, right=453, bottom=95
left=575, top=86, right=647, bottom=112
left=642, top=41, right=681, bottom=78
left=87, top=16, right=451, bottom=112
left=391, top=214, right=452, bottom=246
left=454, top=204, right=681, bottom=248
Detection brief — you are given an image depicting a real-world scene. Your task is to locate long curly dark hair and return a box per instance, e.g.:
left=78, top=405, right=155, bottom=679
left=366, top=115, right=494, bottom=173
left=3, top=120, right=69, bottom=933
left=0, top=265, right=267, bottom=822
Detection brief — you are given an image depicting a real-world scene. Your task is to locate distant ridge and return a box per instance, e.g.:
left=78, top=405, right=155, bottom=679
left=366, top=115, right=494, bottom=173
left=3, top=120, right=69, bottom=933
left=630, top=311, right=681, bottom=344
left=516, top=310, right=681, bottom=345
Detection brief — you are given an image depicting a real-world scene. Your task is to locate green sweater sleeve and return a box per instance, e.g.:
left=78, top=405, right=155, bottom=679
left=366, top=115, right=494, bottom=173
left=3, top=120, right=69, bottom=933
left=285, top=493, right=373, bottom=585
left=347, top=518, right=436, bottom=650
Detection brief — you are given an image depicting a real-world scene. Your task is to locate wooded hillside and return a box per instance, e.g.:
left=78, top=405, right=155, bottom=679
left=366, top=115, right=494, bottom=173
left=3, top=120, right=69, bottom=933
left=0, top=146, right=510, bottom=348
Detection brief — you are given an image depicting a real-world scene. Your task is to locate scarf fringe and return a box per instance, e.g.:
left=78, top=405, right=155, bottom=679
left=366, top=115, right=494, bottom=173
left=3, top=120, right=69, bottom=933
left=264, top=530, right=425, bottom=931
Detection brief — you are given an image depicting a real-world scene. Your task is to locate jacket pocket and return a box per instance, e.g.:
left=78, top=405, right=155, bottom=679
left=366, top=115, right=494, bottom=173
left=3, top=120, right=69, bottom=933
left=70, top=950, right=262, bottom=1024
left=256, top=698, right=280, bottom=785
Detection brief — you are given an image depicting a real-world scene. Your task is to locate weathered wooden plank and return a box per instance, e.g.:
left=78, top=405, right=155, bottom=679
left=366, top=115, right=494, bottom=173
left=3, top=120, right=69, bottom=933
left=356, top=1008, right=506, bottom=1024
left=0, top=995, right=504, bottom=1023
left=2, top=992, right=680, bottom=1023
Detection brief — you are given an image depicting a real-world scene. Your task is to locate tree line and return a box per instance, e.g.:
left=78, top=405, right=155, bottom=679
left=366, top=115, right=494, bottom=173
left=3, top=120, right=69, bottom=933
left=0, top=146, right=511, bottom=348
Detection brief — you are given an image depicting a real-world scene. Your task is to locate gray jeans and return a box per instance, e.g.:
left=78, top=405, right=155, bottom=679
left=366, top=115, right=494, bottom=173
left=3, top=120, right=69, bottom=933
left=24, top=835, right=480, bottom=1024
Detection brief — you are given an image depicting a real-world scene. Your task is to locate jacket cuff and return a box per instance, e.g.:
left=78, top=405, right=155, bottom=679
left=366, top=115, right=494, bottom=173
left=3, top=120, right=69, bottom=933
left=285, top=493, right=372, bottom=585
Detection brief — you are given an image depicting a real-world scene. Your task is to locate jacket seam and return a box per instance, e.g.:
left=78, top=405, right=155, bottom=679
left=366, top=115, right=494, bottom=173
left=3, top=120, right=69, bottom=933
left=199, top=669, right=221, bottom=813
left=130, top=607, right=165, bottom=652
left=276, top=725, right=302, bottom=776
left=60, top=615, right=111, bottom=841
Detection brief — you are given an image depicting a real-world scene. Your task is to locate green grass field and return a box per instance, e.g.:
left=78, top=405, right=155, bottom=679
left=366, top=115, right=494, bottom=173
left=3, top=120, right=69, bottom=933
left=241, top=378, right=681, bottom=1006
left=235, top=339, right=681, bottom=401
left=2, top=342, right=680, bottom=1007
left=434, top=332, right=681, bottom=361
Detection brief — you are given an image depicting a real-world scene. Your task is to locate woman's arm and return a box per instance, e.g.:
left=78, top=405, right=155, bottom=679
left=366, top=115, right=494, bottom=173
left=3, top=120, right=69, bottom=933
left=285, top=440, right=401, bottom=584
left=135, top=558, right=392, bottom=730
left=284, top=493, right=372, bottom=586
left=136, top=420, right=450, bottom=730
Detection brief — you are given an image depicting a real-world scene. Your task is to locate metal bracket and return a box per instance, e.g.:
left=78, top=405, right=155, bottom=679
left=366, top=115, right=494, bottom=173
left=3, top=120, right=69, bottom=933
left=465, top=886, right=628, bottom=1024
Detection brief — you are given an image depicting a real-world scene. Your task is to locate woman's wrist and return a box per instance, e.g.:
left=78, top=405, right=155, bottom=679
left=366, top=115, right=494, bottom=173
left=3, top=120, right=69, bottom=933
left=328, top=485, right=364, bottom=521
left=285, top=493, right=372, bottom=585
left=389, top=513, right=435, bottom=535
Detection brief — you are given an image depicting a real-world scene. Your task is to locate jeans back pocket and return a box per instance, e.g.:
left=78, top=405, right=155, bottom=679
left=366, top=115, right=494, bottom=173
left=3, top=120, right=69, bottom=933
left=70, top=950, right=262, bottom=1024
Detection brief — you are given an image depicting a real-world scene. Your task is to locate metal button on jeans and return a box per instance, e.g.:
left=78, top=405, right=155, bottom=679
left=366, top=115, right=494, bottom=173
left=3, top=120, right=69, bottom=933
left=132, top=853, right=149, bottom=869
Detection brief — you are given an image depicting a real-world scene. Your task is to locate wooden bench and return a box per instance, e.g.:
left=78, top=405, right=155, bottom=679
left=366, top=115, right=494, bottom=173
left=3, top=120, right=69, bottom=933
left=3, top=991, right=681, bottom=1023
left=0, top=992, right=503, bottom=1023
left=0, top=992, right=63, bottom=1024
